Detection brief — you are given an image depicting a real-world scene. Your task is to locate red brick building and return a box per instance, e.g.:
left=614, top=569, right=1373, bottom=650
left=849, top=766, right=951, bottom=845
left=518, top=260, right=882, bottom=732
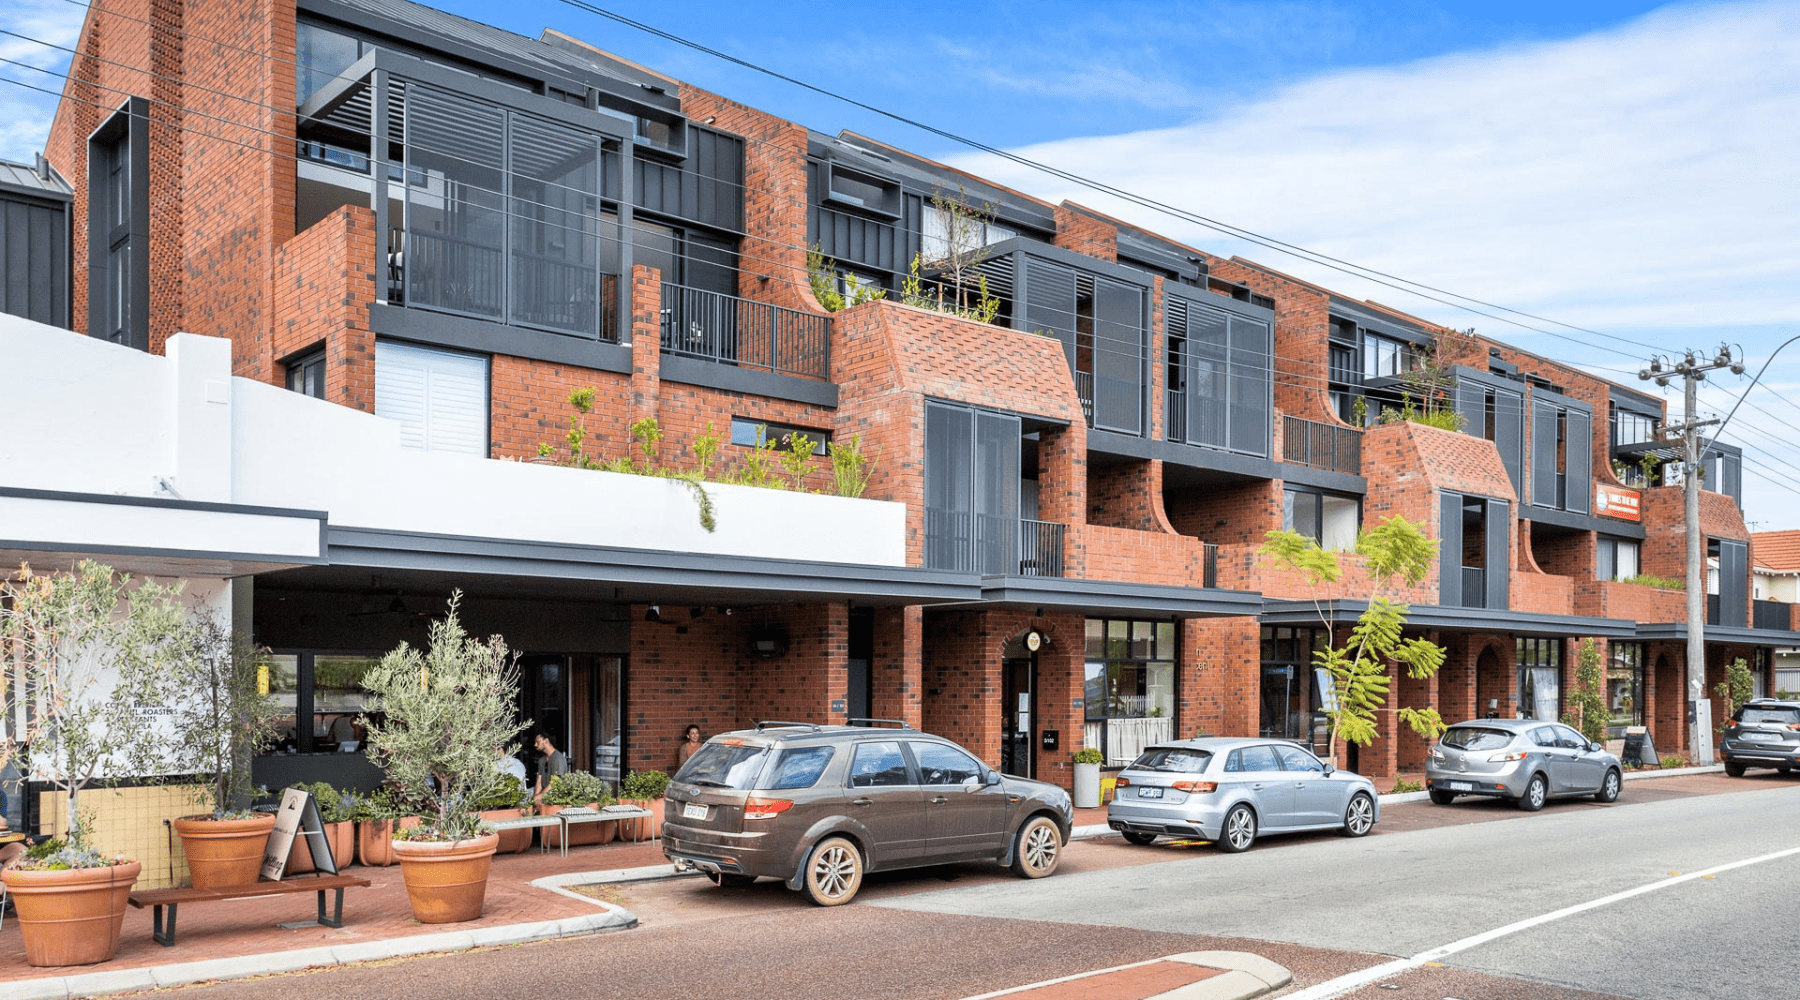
left=30, top=0, right=1791, bottom=792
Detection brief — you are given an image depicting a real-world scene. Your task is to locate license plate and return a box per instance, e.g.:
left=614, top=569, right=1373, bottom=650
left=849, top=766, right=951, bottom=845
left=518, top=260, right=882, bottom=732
left=1446, top=781, right=1473, bottom=791
left=682, top=802, right=708, bottom=820
left=1138, top=787, right=1163, bottom=799
left=1741, top=732, right=1780, bottom=743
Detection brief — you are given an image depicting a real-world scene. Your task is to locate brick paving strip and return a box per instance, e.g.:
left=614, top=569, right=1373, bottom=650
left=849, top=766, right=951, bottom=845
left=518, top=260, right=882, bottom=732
left=957, top=952, right=1291, bottom=1000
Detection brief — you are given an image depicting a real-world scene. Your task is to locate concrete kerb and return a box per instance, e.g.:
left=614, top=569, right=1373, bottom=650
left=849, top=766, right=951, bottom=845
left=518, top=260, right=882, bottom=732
left=0, top=906, right=638, bottom=1000
left=956, top=950, right=1291, bottom=1000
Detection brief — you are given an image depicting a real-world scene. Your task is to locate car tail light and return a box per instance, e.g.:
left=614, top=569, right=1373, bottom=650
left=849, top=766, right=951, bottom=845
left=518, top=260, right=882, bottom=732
left=1488, top=751, right=1528, bottom=762
left=1788, top=724, right=1800, bottom=732
left=1114, top=776, right=1132, bottom=788
left=1171, top=781, right=1217, bottom=794
left=743, top=797, right=793, bottom=820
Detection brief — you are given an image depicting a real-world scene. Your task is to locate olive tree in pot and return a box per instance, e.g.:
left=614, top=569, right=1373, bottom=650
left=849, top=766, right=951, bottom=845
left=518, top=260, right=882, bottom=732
left=618, top=769, right=670, bottom=842
left=361, top=594, right=526, bottom=923
left=0, top=562, right=187, bottom=966
left=157, top=613, right=283, bottom=888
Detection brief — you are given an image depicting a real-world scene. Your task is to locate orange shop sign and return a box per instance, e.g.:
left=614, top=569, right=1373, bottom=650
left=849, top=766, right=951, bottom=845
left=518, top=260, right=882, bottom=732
left=1595, top=484, right=1641, bottom=521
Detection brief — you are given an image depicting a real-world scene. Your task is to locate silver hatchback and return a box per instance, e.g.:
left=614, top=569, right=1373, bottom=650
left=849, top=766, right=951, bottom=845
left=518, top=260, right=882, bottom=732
left=1106, top=738, right=1379, bottom=852
left=1426, top=719, right=1622, bottom=810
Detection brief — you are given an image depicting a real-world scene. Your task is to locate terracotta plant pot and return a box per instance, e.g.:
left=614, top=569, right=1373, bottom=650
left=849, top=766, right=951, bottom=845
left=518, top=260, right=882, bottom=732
left=173, top=813, right=276, bottom=888
left=356, top=817, right=420, bottom=867
left=2, top=861, right=141, bottom=967
left=539, top=803, right=615, bottom=848
left=480, top=808, right=532, bottom=854
left=619, top=798, right=665, bottom=842
left=287, top=819, right=355, bottom=873
left=391, top=832, right=498, bottom=923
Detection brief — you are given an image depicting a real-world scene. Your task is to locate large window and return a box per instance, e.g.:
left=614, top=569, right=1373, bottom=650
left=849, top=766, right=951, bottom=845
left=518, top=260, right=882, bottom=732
left=1518, top=638, right=1562, bottom=722
left=1363, top=335, right=1417, bottom=379
left=1612, top=407, right=1658, bottom=450
left=1283, top=487, right=1360, bottom=552
left=1164, top=295, right=1272, bottom=456
left=1607, top=642, right=1644, bottom=735
left=1597, top=536, right=1641, bottom=582
left=265, top=651, right=381, bottom=754
left=1084, top=619, right=1176, bottom=765
left=88, top=99, right=147, bottom=351
left=286, top=348, right=326, bottom=399
left=1260, top=627, right=1329, bottom=753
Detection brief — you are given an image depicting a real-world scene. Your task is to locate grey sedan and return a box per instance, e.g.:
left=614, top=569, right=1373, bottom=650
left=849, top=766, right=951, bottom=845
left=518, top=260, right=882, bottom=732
left=1106, top=738, right=1379, bottom=852
left=1425, top=719, right=1622, bottom=810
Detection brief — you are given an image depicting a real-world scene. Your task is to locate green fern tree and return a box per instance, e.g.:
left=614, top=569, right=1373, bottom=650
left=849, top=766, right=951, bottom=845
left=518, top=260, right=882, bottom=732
left=1260, top=515, right=1448, bottom=764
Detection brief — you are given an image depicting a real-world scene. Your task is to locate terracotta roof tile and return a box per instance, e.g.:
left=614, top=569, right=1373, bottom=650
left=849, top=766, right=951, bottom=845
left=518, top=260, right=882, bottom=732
left=1752, top=530, right=1800, bottom=571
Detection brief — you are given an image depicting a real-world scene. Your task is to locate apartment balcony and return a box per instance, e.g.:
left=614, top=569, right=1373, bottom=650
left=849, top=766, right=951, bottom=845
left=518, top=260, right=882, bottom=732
left=660, top=282, right=829, bottom=380
left=388, top=228, right=621, bottom=344
left=1281, top=415, right=1361, bottom=475
left=923, top=509, right=1065, bottom=577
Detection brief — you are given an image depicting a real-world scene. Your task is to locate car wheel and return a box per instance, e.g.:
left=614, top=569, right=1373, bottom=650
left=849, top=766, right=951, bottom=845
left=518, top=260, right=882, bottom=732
left=1594, top=769, right=1622, bottom=803
left=1121, top=831, right=1157, bottom=846
left=1725, top=762, right=1747, bottom=777
left=1517, top=773, right=1548, bottom=812
left=1428, top=789, right=1457, bottom=806
left=802, top=836, right=863, bottom=906
left=1217, top=804, right=1257, bottom=853
left=708, top=872, right=757, bottom=888
left=1342, top=793, right=1375, bottom=837
left=1011, top=815, right=1063, bottom=879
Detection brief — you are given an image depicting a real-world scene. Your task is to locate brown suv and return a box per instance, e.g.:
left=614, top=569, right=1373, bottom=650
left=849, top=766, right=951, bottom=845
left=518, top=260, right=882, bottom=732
left=662, top=720, right=1074, bottom=905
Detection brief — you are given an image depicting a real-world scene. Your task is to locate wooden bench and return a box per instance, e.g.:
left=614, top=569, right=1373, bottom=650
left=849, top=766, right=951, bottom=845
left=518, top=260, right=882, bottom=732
left=128, top=874, right=373, bottom=947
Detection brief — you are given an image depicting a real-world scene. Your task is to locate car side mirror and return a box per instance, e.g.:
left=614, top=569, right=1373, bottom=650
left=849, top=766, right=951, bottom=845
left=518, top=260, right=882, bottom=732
left=1322, top=763, right=1335, bottom=775
left=1588, top=741, right=1602, bottom=753
left=985, top=768, right=1001, bottom=786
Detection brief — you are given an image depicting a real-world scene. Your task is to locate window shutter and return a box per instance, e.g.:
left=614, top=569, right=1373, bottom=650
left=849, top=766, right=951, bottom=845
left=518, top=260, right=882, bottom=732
left=1485, top=498, right=1510, bottom=610
left=375, top=341, right=490, bottom=456
left=1531, top=398, right=1558, bottom=508
left=1564, top=408, right=1592, bottom=514
left=1439, top=491, right=1462, bottom=607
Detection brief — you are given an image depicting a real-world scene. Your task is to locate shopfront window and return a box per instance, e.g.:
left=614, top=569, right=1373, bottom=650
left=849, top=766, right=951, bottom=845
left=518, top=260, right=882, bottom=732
left=1518, top=638, right=1562, bottom=722
left=1606, top=642, right=1643, bottom=736
left=1260, top=627, right=1330, bottom=753
left=1083, top=619, right=1176, bottom=765
left=266, top=650, right=382, bottom=754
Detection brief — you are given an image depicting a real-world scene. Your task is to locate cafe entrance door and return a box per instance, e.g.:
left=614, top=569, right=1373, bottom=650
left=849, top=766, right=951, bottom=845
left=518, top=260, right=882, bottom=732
left=1001, top=656, right=1036, bottom=779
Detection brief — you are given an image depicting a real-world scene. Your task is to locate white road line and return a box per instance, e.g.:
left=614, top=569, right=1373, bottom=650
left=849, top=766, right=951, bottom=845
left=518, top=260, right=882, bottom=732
left=1280, top=844, right=1800, bottom=1000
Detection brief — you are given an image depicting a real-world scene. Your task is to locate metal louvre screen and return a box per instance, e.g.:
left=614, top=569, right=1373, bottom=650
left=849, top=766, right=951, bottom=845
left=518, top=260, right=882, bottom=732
left=1185, top=304, right=1229, bottom=450
left=975, top=411, right=1022, bottom=575
left=404, top=85, right=506, bottom=319
left=1439, top=491, right=1463, bottom=607
left=1719, top=539, right=1747, bottom=627
left=1531, top=398, right=1559, bottom=508
left=1564, top=408, right=1592, bottom=514
left=1092, top=276, right=1145, bottom=435
left=509, top=115, right=600, bottom=337
left=1228, top=314, right=1271, bottom=457
left=1455, top=381, right=1487, bottom=439
left=1495, top=388, right=1524, bottom=500
left=1486, top=498, right=1510, bottom=610
left=925, top=403, right=975, bottom=572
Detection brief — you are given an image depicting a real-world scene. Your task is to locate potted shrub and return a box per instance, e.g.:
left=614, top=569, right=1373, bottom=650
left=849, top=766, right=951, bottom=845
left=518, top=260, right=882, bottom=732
left=361, top=594, right=526, bottom=923
left=618, top=769, right=670, bottom=842
left=1071, top=747, right=1104, bottom=809
left=0, top=562, right=184, bottom=965
left=352, top=787, right=407, bottom=867
left=284, top=782, right=357, bottom=872
left=473, top=771, right=534, bottom=854
left=158, top=613, right=284, bottom=888
left=539, top=772, right=616, bottom=848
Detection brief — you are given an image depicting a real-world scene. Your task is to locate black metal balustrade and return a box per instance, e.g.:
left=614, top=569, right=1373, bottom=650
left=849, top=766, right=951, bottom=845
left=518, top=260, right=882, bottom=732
left=1203, top=542, right=1218, bottom=589
left=925, top=509, right=1065, bottom=577
left=1282, top=415, right=1362, bottom=474
left=1460, top=566, right=1487, bottom=609
left=389, top=228, right=619, bottom=342
left=1753, top=599, right=1793, bottom=631
left=1166, top=389, right=1188, bottom=443
left=660, top=282, right=830, bottom=380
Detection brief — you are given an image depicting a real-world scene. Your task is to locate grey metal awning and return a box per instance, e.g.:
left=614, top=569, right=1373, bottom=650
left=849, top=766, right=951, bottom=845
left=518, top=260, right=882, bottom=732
left=973, top=575, right=1265, bottom=619
left=1633, top=622, right=1800, bottom=646
left=1259, top=599, right=1640, bottom=638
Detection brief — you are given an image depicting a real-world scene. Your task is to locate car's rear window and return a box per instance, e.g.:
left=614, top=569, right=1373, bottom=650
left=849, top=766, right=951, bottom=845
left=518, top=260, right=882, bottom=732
left=1739, top=707, right=1800, bottom=725
left=1128, top=747, right=1213, bottom=773
left=766, top=747, right=835, bottom=790
left=676, top=741, right=770, bottom=790
left=1442, top=727, right=1514, bottom=751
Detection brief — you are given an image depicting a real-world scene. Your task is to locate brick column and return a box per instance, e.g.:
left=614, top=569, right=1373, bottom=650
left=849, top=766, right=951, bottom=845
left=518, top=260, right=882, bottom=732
left=872, top=605, right=923, bottom=727
left=630, top=264, right=662, bottom=426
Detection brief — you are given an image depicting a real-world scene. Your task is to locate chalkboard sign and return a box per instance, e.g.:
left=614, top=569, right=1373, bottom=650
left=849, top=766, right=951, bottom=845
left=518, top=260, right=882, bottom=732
left=1622, top=727, right=1658, bottom=767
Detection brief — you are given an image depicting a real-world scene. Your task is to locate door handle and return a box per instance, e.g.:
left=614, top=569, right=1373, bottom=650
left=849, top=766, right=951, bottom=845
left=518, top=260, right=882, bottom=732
left=1251, top=783, right=1263, bottom=790
left=852, top=797, right=873, bottom=807
left=931, top=795, right=948, bottom=804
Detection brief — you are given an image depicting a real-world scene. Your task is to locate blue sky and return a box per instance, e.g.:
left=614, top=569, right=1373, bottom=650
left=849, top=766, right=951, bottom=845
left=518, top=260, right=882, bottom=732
left=2, top=1, right=1798, bottom=527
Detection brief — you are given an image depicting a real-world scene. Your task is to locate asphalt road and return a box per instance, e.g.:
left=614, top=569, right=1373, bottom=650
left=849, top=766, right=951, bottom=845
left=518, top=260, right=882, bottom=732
left=153, top=771, right=1796, bottom=1000
left=882, top=772, right=1800, bottom=999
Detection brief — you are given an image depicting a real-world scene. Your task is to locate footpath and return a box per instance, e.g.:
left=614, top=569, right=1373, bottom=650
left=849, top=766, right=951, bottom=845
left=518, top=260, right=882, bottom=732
left=0, top=765, right=1723, bottom=1000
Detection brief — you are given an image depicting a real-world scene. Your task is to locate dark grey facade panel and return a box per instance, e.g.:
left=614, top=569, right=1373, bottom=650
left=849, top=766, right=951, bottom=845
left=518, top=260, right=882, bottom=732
left=368, top=303, right=633, bottom=374
left=1531, top=396, right=1558, bottom=508
left=1522, top=503, right=1646, bottom=539
left=978, top=575, right=1263, bottom=619
left=1718, top=538, right=1747, bottom=629
left=657, top=354, right=839, bottom=408
left=0, top=195, right=68, bottom=327
left=1259, top=599, right=1639, bottom=638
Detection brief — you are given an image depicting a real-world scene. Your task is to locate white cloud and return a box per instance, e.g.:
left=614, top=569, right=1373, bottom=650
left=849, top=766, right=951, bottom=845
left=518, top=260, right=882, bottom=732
left=0, top=0, right=86, bottom=163
left=946, top=1, right=1800, bottom=528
